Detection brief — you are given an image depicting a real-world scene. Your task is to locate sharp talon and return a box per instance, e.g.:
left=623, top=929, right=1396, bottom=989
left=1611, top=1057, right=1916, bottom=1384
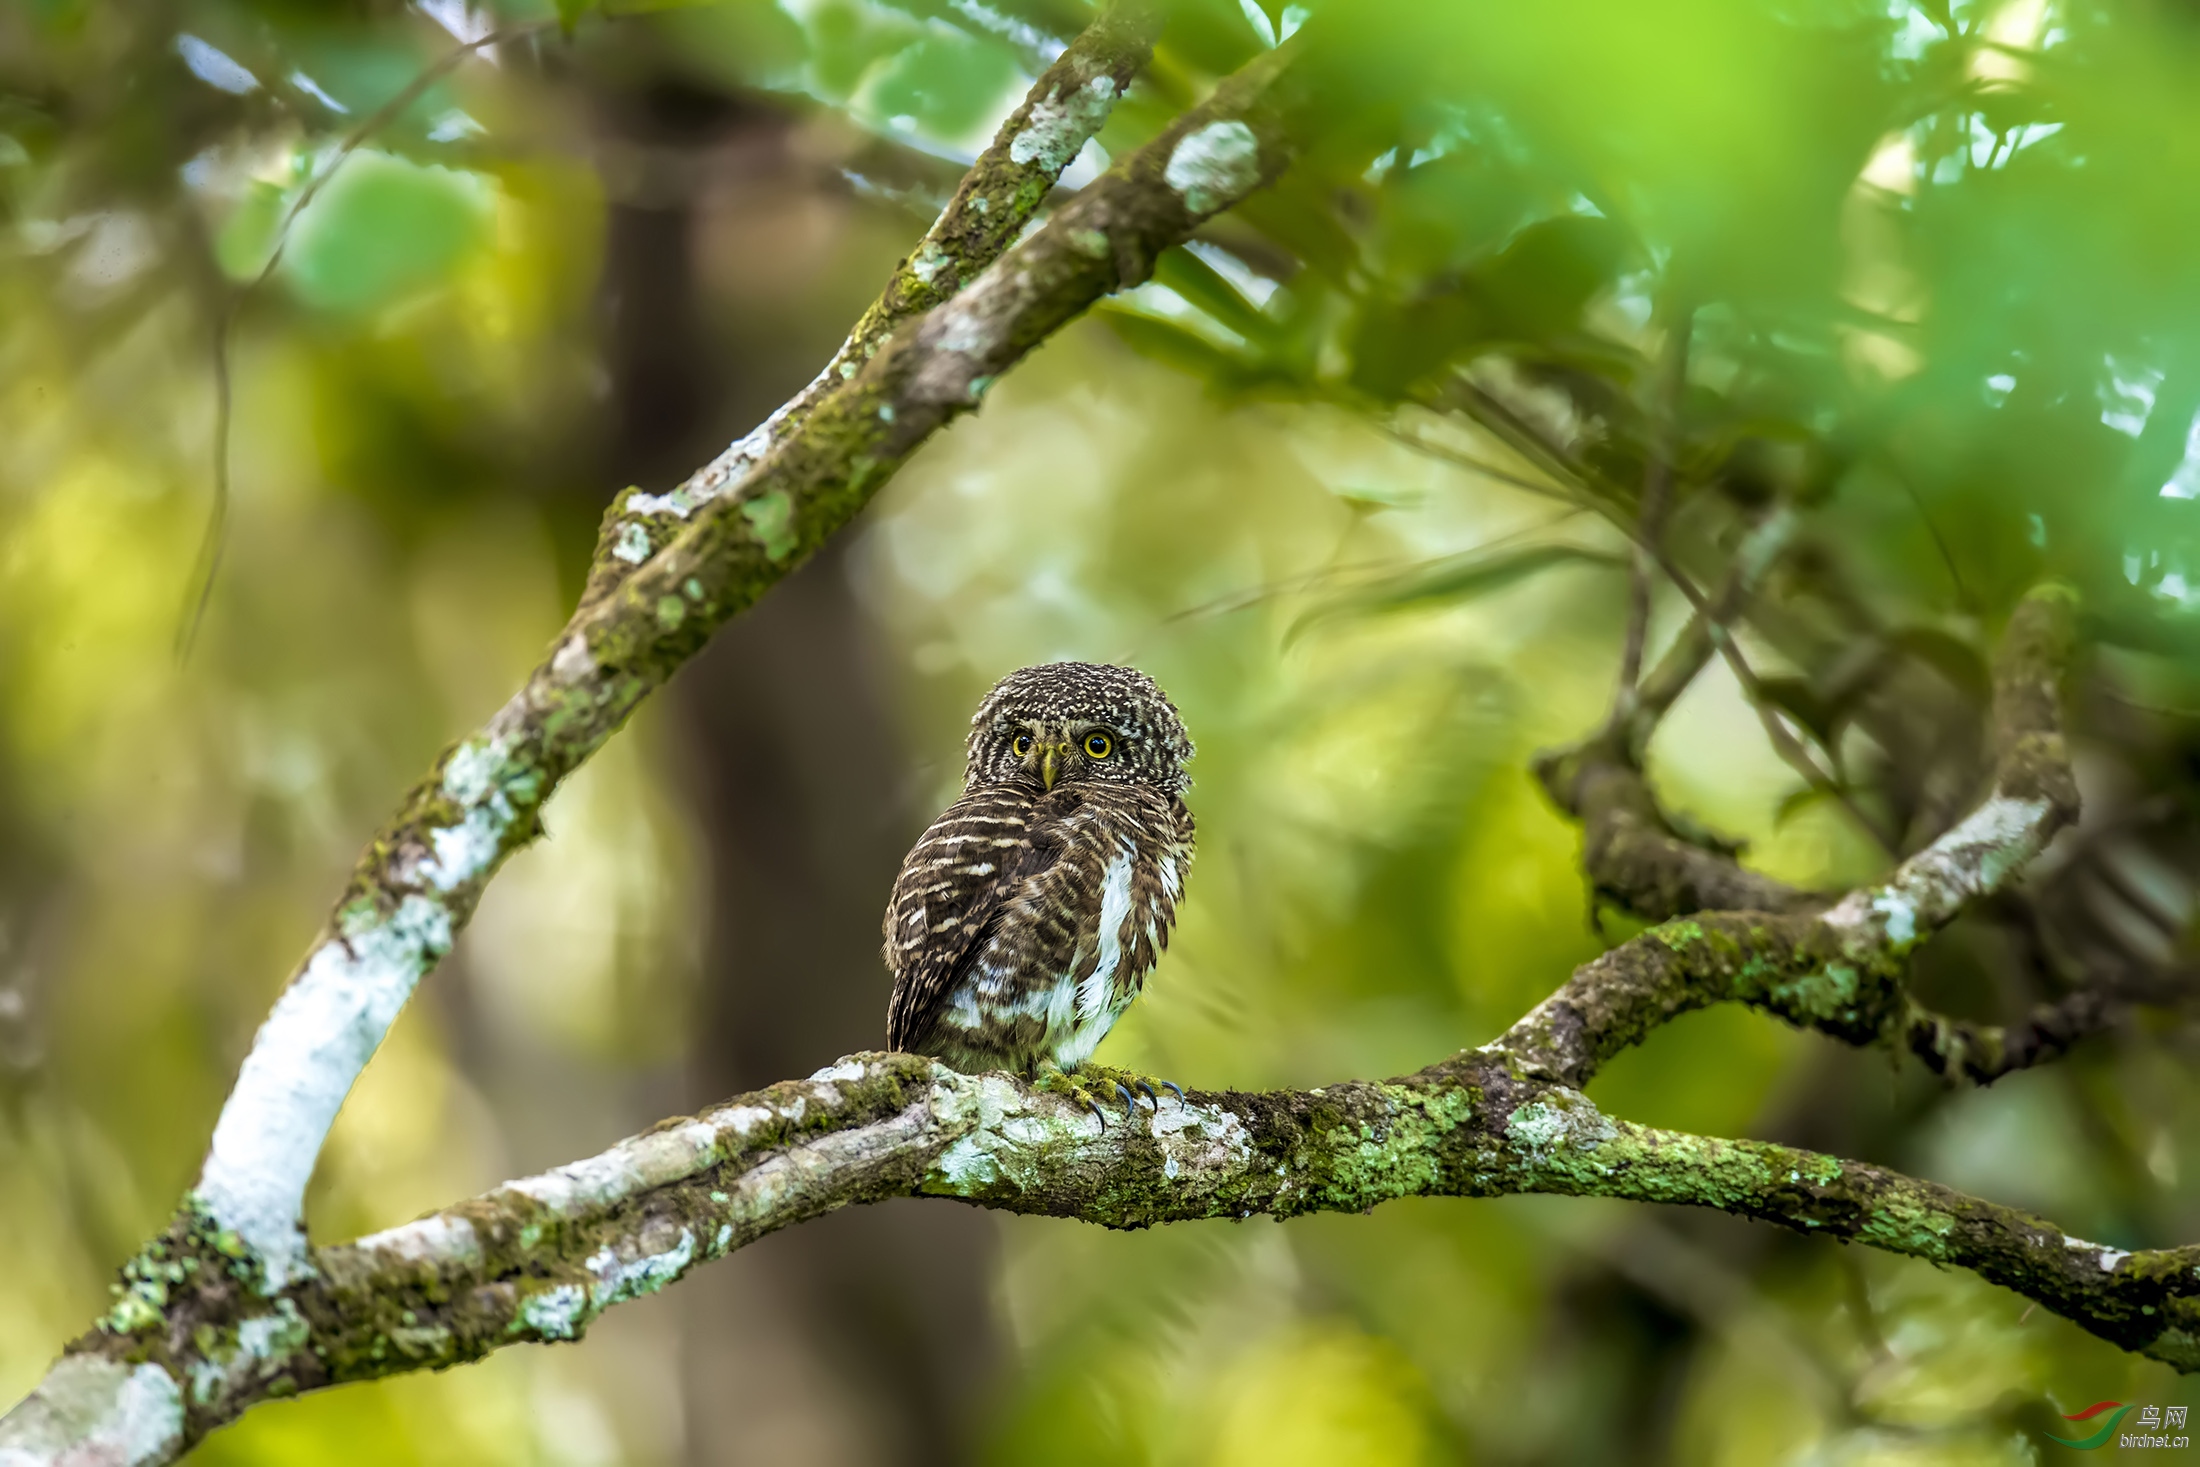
left=1133, top=1079, right=1159, bottom=1109
left=1084, top=1097, right=1107, bottom=1130
left=1162, top=1081, right=1186, bottom=1104
left=1113, top=1081, right=1137, bottom=1121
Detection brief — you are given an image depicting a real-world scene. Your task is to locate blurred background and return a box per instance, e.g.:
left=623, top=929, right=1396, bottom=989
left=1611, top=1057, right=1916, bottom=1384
left=6, top=0, right=2200, bottom=1462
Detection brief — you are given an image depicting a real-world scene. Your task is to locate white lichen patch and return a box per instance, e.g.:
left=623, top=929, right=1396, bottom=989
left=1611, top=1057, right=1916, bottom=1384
left=508, top=1118, right=723, bottom=1215
left=0, top=1357, right=183, bottom=1467
left=1163, top=120, right=1262, bottom=216
left=518, top=1283, right=589, bottom=1341
left=416, top=735, right=539, bottom=893
left=809, top=1058, right=868, bottom=1085
left=922, top=1072, right=1087, bottom=1194
left=237, top=1303, right=309, bottom=1362
left=930, top=1133, right=1004, bottom=1191
left=682, top=409, right=788, bottom=504
left=421, top=807, right=503, bottom=892
left=612, top=520, right=652, bottom=564
left=1820, top=794, right=2052, bottom=963
left=355, top=1212, right=481, bottom=1268
left=712, top=1104, right=776, bottom=1138
left=1505, top=1090, right=1616, bottom=1160
left=195, top=894, right=455, bottom=1288
left=923, top=1071, right=1249, bottom=1196
left=908, top=243, right=954, bottom=285
left=2061, top=1235, right=2131, bottom=1271
left=185, top=1300, right=308, bottom=1408
left=586, top=1227, right=696, bottom=1307
left=1143, top=1093, right=1253, bottom=1177
left=625, top=488, right=697, bottom=521
left=1869, top=889, right=1918, bottom=948
left=551, top=635, right=595, bottom=685
left=937, top=308, right=992, bottom=358
left=1008, top=75, right=1118, bottom=174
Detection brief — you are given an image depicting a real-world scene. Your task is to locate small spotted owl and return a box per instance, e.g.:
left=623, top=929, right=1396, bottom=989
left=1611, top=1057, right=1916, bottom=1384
left=884, top=662, right=1195, bottom=1076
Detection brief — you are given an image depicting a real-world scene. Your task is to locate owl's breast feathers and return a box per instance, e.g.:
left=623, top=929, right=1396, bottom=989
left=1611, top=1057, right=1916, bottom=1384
left=883, top=781, right=1194, bottom=1072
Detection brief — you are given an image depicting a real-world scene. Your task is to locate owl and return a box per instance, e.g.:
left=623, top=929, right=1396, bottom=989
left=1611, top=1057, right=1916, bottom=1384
left=883, top=662, right=1195, bottom=1101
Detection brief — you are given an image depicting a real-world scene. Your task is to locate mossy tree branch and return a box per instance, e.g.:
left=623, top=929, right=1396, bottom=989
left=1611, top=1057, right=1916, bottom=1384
left=190, top=21, right=1292, bottom=1298
left=0, top=19, right=2166, bottom=1466
left=1, top=26, right=1307, bottom=1465
left=7, top=583, right=2153, bottom=1467
left=1504, top=584, right=2080, bottom=1090
left=577, top=0, right=1165, bottom=606
left=1536, top=506, right=1821, bottom=922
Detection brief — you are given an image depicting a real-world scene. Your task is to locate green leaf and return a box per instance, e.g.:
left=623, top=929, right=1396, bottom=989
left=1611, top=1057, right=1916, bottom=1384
left=215, top=180, right=288, bottom=283
left=1757, top=675, right=1837, bottom=745
left=1773, top=785, right=1836, bottom=828
left=1291, top=542, right=1625, bottom=640
left=1346, top=288, right=1489, bottom=398
left=1098, top=306, right=1250, bottom=380
left=1330, top=484, right=1427, bottom=512
left=282, top=151, right=493, bottom=315
left=1474, top=213, right=1633, bottom=342
left=1153, top=246, right=1275, bottom=345
left=863, top=31, right=1021, bottom=142
left=1886, top=626, right=1991, bottom=703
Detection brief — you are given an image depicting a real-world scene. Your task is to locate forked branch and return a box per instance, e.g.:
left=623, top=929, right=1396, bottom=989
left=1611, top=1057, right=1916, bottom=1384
left=0, top=21, right=2169, bottom=1467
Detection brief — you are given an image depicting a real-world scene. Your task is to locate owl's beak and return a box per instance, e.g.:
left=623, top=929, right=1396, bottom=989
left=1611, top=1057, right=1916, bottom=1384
left=1038, top=729, right=1072, bottom=790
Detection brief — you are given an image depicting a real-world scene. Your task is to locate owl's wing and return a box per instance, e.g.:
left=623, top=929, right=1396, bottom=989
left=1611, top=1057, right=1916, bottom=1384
left=883, top=787, right=1054, bottom=1052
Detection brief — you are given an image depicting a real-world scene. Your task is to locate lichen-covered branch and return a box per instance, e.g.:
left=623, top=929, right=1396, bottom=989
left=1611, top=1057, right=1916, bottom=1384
left=24, top=1019, right=2200, bottom=1462
left=2, top=580, right=2156, bottom=1466
left=1537, top=507, right=1816, bottom=922
left=1, top=36, right=1308, bottom=1463
left=1503, top=584, right=2078, bottom=1087
left=577, top=0, right=1163, bottom=607
left=1902, top=986, right=2120, bottom=1082
left=162, top=36, right=1297, bottom=1301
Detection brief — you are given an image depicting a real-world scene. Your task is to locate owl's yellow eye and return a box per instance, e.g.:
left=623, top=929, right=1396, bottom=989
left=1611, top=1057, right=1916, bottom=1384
left=1083, top=732, right=1113, bottom=759
left=1012, top=733, right=1034, bottom=758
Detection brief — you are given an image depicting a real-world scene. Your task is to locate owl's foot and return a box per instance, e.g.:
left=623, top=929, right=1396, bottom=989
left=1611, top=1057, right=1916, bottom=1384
left=1035, top=1061, right=1186, bottom=1129
left=1031, top=1060, right=1110, bottom=1129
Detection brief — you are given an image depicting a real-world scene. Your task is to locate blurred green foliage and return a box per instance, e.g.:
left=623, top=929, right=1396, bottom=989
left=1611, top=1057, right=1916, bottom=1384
left=5, top=0, right=2200, bottom=1463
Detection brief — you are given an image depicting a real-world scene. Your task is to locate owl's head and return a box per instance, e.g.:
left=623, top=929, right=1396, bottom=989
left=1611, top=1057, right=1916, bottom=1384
left=964, top=662, right=1193, bottom=796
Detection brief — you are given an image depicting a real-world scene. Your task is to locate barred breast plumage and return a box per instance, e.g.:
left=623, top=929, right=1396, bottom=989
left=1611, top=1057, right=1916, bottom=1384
left=883, top=662, right=1195, bottom=1077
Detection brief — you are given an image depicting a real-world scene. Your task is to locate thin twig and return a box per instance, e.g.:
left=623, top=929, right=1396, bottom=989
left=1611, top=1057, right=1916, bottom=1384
left=172, top=303, right=234, bottom=663
left=1699, top=595, right=1897, bottom=851
left=1621, top=504, right=1796, bottom=754
left=1615, top=300, right=1694, bottom=709
left=1892, top=466, right=1975, bottom=612
left=251, top=21, right=552, bottom=298
left=1159, top=508, right=1587, bottom=627
left=1373, top=417, right=1588, bottom=504
left=1403, top=362, right=1892, bottom=845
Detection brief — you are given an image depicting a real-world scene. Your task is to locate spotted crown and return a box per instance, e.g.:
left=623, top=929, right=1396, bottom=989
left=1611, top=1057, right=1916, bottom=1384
left=964, top=662, right=1194, bottom=794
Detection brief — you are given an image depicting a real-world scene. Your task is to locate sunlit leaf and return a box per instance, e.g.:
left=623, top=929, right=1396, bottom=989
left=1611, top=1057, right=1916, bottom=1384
left=282, top=151, right=493, bottom=315
left=1153, top=246, right=1275, bottom=345
left=1888, top=624, right=1992, bottom=703
left=1291, top=541, right=1625, bottom=639
left=1098, top=305, right=1252, bottom=379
